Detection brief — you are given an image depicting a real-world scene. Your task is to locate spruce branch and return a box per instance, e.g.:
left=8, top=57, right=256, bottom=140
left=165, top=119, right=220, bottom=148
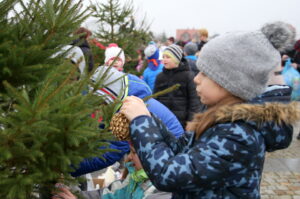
left=143, top=84, right=180, bottom=102
left=36, top=64, right=77, bottom=110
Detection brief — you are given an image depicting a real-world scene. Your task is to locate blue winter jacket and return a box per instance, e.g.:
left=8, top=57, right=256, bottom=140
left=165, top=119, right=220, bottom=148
left=143, top=63, right=163, bottom=91
left=129, top=85, right=298, bottom=199
left=71, top=74, right=184, bottom=177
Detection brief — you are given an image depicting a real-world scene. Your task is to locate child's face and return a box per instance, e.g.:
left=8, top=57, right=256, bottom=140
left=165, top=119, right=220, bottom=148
left=127, top=145, right=143, bottom=171
left=106, top=58, right=124, bottom=71
left=162, top=54, right=178, bottom=69
left=194, top=72, right=231, bottom=106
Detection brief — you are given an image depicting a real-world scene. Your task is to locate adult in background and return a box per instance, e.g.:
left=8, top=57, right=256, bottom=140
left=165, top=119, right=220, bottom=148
left=72, top=27, right=94, bottom=73
left=184, top=42, right=199, bottom=76
left=197, top=28, right=209, bottom=52
left=166, top=36, right=175, bottom=46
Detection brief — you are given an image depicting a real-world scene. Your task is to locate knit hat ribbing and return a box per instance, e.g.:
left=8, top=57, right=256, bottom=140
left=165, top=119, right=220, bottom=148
left=163, top=44, right=183, bottom=64
left=196, top=21, right=295, bottom=101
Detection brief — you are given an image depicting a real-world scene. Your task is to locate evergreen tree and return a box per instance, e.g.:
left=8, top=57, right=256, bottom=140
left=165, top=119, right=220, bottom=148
left=155, top=32, right=168, bottom=44
left=90, top=0, right=153, bottom=71
left=0, top=0, right=120, bottom=198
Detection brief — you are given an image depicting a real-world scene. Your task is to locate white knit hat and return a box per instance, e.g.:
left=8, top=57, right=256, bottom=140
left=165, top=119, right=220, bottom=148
left=104, top=43, right=125, bottom=66
left=144, top=44, right=157, bottom=58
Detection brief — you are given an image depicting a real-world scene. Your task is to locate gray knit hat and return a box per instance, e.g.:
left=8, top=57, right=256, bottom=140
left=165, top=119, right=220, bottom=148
left=184, top=42, right=198, bottom=55
left=90, top=66, right=127, bottom=104
left=196, top=21, right=295, bottom=100
left=163, top=44, right=183, bottom=64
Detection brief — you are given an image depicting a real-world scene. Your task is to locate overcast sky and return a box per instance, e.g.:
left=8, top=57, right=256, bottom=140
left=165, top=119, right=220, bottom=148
left=84, top=0, right=300, bottom=38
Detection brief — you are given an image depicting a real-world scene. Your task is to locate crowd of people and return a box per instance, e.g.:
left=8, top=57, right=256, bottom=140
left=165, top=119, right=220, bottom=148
left=52, top=21, right=300, bottom=199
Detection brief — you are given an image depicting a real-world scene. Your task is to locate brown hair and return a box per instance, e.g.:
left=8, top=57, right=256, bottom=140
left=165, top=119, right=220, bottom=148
left=186, top=95, right=244, bottom=139
left=74, top=27, right=92, bottom=39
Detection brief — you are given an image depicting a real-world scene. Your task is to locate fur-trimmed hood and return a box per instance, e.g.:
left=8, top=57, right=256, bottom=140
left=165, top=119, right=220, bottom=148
left=214, top=101, right=300, bottom=152
left=214, top=85, right=300, bottom=125
left=215, top=101, right=300, bottom=126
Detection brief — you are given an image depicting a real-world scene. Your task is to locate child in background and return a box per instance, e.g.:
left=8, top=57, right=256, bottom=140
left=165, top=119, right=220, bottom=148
left=53, top=144, right=172, bottom=199
left=104, top=43, right=125, bottom=71
left=154, top=44, right=204, bottom=128
left=70, top=66, right=184, bottom=177
left=143, top=42, right=163, bottom=91
left=120, top=21, right=298, bottom=198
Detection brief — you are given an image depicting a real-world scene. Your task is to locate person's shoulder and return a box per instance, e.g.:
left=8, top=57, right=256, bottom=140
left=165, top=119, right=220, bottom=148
left=206, top=121, right=258, bottom=145
left=155, top=70, right=164, bottom=78
left=178, top=69, right=195, bottom=80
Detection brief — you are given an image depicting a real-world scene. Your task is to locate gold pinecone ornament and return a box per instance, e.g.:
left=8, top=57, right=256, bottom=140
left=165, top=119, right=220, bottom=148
left=109, top=84, right=181, bottom=141
left=109, top=112, right=130, bottom=141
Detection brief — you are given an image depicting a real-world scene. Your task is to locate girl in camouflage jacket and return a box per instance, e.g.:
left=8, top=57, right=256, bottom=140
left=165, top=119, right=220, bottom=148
left=120, top=22, right=300, bottom=199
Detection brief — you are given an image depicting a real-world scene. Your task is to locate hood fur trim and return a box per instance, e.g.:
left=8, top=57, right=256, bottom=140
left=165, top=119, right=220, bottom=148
left=215, top=102, right=300, bottom=125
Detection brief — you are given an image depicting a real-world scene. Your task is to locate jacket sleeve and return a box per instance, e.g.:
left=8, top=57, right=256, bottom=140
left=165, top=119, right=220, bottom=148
left=153, top=74, right=161, bottom=94
left=186, top=72, right=205, bottom=120
left=143, top=69, right=149, bottom=85
left=71, top=141, right=129, bottom=177
left=87, top=50, right=94, bottom=72
left=146, top=99, right=184, bottom=138
left=130, top=115, right=255, bottom=192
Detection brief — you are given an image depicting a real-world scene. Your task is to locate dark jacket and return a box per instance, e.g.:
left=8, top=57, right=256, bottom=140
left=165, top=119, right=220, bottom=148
left=129, top=85, right=297, bottom=199
left=185, top=55, right=199, bottom=76
left=154, top=58, right=204, bottom=127
left=72, top=39, right=94, bottom=72
left=197, top=41, right=207, bottom=51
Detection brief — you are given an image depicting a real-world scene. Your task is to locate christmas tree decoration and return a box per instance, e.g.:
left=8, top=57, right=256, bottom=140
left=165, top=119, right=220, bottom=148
left=109, top=84, right=180, bottom=141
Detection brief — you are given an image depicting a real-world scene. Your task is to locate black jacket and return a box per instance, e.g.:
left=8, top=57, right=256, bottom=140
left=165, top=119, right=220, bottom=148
left=186, top=58, right=199, bottom=76
left=154, top=58, right=204, bottom=128
left=72, top=39, right=94, bottom=72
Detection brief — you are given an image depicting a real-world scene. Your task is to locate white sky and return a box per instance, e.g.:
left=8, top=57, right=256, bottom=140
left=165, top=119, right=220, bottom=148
left=84, top=0, right=300, bottom=38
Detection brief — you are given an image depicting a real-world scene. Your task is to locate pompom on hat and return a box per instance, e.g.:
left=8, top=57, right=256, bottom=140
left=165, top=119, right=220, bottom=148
left=105, top=43, right=125, bottom=66
left=144, top=42, right=159, bottom=60
left=144, top=42, right=161, bottom=68
left=196, top=21, right=296, bottom=100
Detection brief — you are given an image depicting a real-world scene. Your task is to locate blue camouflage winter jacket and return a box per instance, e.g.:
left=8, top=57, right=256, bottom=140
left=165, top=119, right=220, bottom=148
left=71, top=74, right=184, bottom=177
left=129, top=85, right=299, bottom=199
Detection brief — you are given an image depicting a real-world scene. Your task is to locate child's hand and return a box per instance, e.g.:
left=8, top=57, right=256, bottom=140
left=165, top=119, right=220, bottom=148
left=52, top=184, right=77, bottom=199
left=120, top=96, right=151, bottom=121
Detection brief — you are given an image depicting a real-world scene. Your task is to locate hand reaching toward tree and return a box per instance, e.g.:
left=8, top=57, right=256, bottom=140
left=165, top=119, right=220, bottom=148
left=120, top=96, right=151, bottom=122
